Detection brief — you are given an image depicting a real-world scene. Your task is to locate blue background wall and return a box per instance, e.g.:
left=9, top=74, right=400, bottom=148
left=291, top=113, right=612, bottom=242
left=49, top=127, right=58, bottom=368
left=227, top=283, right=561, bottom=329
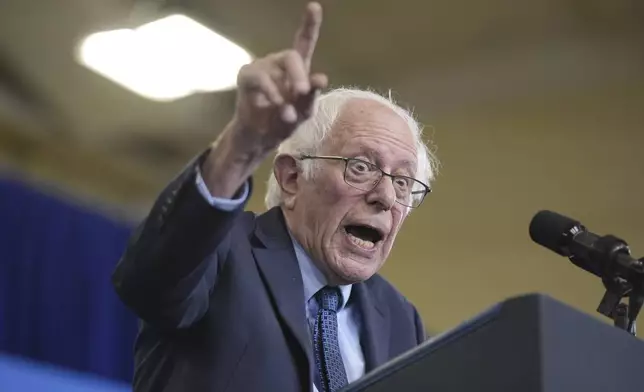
left=0, top=178, right=137, bottom=383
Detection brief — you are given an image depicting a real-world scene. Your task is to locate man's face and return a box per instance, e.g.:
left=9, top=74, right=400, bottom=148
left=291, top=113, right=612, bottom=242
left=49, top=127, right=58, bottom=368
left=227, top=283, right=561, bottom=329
left=287, top=99, right=418, bottom=285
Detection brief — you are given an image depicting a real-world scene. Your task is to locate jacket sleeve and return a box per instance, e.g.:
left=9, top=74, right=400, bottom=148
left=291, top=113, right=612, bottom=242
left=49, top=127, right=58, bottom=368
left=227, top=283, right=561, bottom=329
left=111, top=152, right=251, bottom=329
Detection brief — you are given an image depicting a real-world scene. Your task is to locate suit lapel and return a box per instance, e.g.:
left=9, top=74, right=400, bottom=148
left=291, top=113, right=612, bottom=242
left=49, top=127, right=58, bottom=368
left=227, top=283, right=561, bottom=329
left=251, top=208, right=313, bottom=372
left=251, top=208, right=392, bottom=379
left=355, top=281, right=390, bottom=372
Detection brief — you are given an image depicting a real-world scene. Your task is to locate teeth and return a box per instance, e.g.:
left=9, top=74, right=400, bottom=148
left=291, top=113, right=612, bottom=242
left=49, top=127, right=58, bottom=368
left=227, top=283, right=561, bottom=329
left=347, top=232, right=375, bottom=249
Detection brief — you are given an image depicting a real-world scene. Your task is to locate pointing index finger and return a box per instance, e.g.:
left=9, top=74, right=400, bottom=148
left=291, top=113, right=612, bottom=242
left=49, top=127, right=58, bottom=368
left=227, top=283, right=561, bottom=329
left=293, top=2, right=323, bottom=71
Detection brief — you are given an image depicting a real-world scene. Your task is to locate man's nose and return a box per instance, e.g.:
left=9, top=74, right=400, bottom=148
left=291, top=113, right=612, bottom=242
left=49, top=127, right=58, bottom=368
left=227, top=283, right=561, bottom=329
left=365, top=176, right=396, bottom=211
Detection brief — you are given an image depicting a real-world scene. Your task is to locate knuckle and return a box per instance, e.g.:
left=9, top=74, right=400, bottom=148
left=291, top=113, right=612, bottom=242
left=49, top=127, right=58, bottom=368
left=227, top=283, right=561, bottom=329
left=243, top=57, right=269, bottom=71
left=238, top=63, right=274, bottom=87
left=237, top=64, right=251, bottom=77
left=238, top=63, right=260, bottom=82
left=265, top=52, right=283, bottom=64
left=256, top=71, right=270, bottom=82
left=282, top=49, right=300, bottom=63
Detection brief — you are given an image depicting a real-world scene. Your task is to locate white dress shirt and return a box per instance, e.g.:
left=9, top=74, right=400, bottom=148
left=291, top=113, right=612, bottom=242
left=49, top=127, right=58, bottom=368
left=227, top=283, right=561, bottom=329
left=291, top=233, right=365, bottom=390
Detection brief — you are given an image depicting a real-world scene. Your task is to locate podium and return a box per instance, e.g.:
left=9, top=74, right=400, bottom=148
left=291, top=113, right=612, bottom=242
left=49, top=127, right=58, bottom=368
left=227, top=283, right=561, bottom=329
left=344, top=293, right=644, bottom=392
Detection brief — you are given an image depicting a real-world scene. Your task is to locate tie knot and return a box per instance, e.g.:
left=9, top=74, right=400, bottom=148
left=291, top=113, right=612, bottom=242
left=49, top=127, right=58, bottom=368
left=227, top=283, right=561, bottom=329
left=315, top=286, right=342, bottom=312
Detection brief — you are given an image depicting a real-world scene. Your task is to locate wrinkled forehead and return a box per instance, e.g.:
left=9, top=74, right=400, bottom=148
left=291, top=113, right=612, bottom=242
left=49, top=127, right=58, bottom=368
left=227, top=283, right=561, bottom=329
left=323, top=99, right=418, bottom=158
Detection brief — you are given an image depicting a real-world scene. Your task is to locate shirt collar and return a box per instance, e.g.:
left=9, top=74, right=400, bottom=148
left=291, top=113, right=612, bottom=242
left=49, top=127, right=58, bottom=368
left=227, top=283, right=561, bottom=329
left=289, top=231, right=352, bottom=309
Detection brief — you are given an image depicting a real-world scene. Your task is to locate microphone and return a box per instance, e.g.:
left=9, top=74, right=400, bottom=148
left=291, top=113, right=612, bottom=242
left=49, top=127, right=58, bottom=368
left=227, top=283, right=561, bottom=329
left=529, top=210, right=644, bottom=335
left=528, top=210, right=643, bottom=279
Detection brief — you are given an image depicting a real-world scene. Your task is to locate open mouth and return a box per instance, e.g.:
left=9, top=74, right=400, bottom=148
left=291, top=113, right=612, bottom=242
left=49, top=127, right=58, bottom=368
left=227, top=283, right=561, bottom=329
left=343, top=224, right=384, bottom=249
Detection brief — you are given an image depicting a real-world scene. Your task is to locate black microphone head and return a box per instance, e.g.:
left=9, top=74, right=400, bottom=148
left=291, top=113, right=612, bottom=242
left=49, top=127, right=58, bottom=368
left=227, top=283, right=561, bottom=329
left=529, top=210, right=583, bottom=256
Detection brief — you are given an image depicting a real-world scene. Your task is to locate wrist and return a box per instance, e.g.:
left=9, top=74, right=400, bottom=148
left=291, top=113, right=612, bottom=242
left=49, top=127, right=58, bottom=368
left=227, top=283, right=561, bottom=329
left=225, top=117, right=275, bottom=160
left=201, top=121, right=269, bottom=198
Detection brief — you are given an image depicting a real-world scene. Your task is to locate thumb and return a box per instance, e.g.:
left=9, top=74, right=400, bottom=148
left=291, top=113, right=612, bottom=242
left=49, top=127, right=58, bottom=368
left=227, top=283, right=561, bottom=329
left=295, top=73, right=327, bottom=119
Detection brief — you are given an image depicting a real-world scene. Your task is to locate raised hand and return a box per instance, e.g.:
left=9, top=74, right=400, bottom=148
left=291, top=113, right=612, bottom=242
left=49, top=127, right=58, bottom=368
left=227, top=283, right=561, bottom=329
left=203, top=2, right=329, bottom=198
left=232, top=2, right=328, bottom=151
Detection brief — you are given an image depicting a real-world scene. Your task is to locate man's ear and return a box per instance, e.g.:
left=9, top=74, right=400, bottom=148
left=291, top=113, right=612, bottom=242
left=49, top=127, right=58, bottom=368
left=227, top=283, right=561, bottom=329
left=273, top=154, right=300, bottom=210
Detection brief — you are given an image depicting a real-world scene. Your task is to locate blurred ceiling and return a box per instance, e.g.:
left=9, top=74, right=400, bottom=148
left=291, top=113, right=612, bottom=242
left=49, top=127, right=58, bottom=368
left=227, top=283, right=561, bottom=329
left=0, top=0, right=643, bottom=332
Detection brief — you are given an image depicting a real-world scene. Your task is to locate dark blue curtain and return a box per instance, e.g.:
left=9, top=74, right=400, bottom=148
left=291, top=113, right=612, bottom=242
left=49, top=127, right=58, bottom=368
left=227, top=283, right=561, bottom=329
left=0, top=177, right=138, bottom=383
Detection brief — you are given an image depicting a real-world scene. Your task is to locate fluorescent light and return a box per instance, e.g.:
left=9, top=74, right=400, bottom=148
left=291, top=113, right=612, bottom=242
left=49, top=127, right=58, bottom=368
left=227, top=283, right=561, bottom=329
left=77, top=14, right=253, bottom=101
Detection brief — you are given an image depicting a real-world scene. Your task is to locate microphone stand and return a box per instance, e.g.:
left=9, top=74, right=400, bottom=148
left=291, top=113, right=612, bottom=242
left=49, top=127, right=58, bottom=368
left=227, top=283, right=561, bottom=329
left=596, top=257, right=644, bottom=337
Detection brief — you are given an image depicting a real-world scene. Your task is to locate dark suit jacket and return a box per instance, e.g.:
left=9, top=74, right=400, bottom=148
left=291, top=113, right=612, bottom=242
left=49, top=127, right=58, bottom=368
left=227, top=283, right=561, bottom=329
left=112, top=156, right=426, bottom=392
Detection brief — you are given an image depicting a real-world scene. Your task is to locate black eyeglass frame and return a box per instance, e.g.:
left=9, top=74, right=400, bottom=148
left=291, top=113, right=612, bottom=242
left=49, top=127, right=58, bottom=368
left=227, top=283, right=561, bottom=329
left=299, top=154, right=431, bottom=208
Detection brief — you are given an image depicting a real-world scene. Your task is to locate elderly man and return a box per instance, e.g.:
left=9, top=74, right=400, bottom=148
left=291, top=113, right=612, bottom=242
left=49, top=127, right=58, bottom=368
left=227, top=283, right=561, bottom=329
left=112, top=2, right=437, bottom=392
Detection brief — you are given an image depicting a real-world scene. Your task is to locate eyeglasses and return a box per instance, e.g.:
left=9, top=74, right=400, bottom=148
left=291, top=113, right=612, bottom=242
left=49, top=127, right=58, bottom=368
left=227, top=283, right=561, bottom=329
left=299, top=154, right=431, bottom=208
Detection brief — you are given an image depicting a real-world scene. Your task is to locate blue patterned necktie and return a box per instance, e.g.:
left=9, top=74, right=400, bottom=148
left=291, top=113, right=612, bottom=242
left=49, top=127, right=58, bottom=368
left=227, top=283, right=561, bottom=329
left=313, top=286, right=348, bottom=392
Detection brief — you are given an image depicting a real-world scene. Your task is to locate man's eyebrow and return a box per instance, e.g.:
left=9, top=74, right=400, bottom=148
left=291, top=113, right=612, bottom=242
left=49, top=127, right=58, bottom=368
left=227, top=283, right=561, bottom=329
left=354, top=147, right=416, bottom=175
left=355, top=147, right=381, bottom=161
left=396, top=161, right=416, bottom=177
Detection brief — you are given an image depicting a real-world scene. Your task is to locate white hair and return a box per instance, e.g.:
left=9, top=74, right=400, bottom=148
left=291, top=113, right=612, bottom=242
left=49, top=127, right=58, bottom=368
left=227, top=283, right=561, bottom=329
left=264, top=87, right=439, bottom=209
